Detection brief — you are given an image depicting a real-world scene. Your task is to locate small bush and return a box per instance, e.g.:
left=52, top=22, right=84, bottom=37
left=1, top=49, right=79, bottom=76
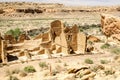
left=24, top=65, right=36, bottom=73
left=104, top=70, right=115, bottom=75
left=100, top=60, right=109, bottom=64
left=8, top=76, right=19, bottom=80
left=64, top=63, right=68, bottom=66
left=101, top=43, right=110, bottom=49
left=111, top=48, right=120, bottom=55
left=12, top=69, right=20, bottom=74
left=39, top=62, right=48, bottom=68
left=91, top=65, right=105, bottom=72
left=84, top=58, right=94, bottom=64
left=87, top=41, right=93, bottom=45
left=5, top=28, right=22, bottom=40
left=6, top=29, right=14, bottom=35
left=13, top=28, right=22, bottom=39
left=79, top=73, right=84, bottom=78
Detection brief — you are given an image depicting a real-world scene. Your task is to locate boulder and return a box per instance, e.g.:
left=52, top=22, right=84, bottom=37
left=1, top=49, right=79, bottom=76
left=101, top=14, right=120, bottom=41
left=81, top=72, right=96, bottom=80
left=62, top=74, right=75, bottom=80
left=87, top=35, right=100, bottom=42
left=112, top=34, right=120, bottom=41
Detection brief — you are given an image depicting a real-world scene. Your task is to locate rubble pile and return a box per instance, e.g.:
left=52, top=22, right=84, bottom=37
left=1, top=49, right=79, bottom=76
left=68, top=67, right=96, bottom=80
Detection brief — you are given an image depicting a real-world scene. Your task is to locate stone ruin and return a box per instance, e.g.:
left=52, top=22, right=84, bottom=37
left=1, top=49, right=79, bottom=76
left=0, top=20, right=87, bottom=63
left=0, top=34, right=7, bottom=63
left=0, top=13, right=120, bottom=63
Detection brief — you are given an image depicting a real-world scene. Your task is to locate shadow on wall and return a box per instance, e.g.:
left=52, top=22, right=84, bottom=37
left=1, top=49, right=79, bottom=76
left=7, top=54, right=18, bottom=62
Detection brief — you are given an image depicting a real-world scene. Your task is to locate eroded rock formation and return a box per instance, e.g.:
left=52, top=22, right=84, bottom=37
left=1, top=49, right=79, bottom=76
left=101, top=13, right=120, bottom=41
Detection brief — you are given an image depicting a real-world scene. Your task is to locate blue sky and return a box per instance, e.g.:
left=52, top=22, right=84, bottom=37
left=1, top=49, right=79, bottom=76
left=0, top=0, right=120, bottom=6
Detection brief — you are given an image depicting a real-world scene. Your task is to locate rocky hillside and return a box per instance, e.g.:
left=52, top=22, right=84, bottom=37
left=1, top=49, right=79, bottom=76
left=0, top=2, right=120, bottom=18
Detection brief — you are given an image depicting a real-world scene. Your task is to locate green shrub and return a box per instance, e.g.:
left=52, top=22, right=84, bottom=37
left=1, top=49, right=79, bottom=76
left=100, top=60, right=109, bottom=64
left=101, top=43, right=110, bottom=49
left=84, top=58, right=94, bottom=64
left=64, top=22, right=69, bottom=27
left=5, top=29, right=14, bottom=35
left=39, top=62, right=48, bottom=68
left=79, top=73, right=84, bottom=78
left=111, top=48, right=120, bottom=55
left=87, top=41, right=93, bottom=45
left=5, top=28, right=22, bottom=40
left=104, top=70, right=115, bottom=75
left=64, top=63, right=68, bottom=66
left=24, top=65, right=36, bottom=73
left=13, top=28, right=21, bottom=39
left=78, top=24, right=100, bottom=31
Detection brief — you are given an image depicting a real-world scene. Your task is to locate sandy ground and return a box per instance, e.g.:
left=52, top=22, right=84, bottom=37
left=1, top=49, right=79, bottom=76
left=0, top=11, right=120, bottom=34
left=0, top=3, right=120, bottom=80
left=0, top=51, right=118, bottom=80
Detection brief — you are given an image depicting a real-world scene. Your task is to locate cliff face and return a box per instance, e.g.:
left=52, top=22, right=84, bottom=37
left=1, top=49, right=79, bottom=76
left=0, top=2, right=119, bottom=18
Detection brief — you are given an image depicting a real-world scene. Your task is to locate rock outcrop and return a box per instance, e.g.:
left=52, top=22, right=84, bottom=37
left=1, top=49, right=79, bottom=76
left=101, top=14, right=120, bottom=41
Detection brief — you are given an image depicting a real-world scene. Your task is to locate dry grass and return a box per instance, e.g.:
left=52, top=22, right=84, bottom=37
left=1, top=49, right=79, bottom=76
left=24, top=65, right=36, bottom=73
left=39, top=62, right=48, bottom=68
left=84, top=58, right=94, bottom=64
